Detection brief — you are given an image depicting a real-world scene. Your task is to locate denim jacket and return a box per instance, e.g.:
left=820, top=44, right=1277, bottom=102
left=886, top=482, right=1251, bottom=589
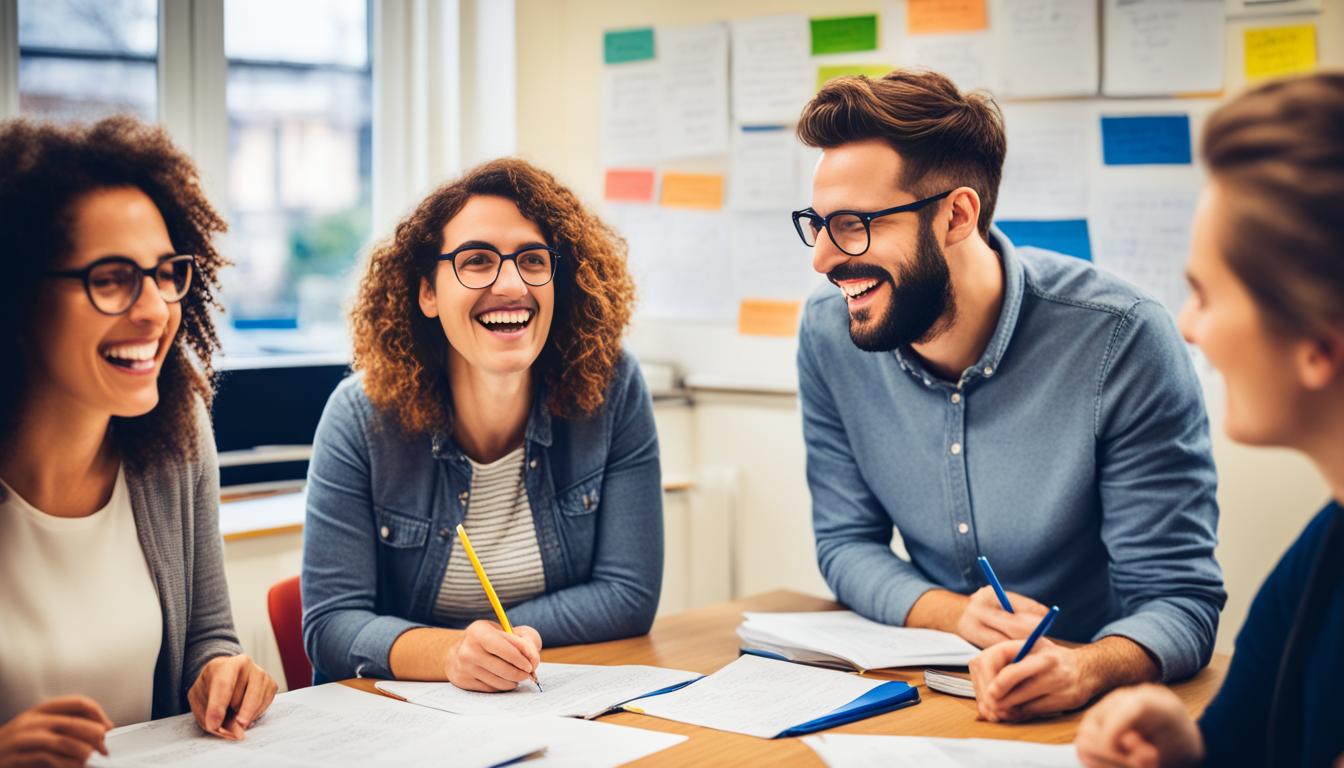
left=301, top=350, right=663, bottom=681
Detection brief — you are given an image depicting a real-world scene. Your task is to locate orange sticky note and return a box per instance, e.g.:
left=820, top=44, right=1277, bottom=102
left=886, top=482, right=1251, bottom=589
left=907, top=0, right=987, bottom=35
left=660, top=172, right=725, bottom=210
left=604, top=169, right=655, bottom=203
left=738, top=299, right=802, bottom=337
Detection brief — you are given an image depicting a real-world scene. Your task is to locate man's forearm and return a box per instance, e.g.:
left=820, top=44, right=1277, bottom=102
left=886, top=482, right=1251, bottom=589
left=905, top=589, right=970, bottom=633
left=1079, top=635, right=1161, bottom=697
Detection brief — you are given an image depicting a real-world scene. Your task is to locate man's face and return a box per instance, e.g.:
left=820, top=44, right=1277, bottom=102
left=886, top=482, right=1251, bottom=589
left=808, top=139, right=955, bottom=352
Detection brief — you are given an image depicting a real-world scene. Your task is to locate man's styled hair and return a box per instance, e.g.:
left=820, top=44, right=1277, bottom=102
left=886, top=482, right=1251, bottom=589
left=797, top=69, right=1006, bottom=238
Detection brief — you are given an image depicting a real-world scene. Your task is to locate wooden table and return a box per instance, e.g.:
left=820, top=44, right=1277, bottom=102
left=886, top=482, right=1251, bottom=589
left=343, top=590, right=1228, bottom=766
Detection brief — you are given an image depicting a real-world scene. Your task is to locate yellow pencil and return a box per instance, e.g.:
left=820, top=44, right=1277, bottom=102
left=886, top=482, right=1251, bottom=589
left=455, top=523, right=543, bottom=691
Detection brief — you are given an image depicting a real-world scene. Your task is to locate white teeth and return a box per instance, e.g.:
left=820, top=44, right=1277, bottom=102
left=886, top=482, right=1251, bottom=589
left=841, top=280, right=879, bottom=298
left=477, top=309, right=534, bottom=326
left=103, top=342, right=158, bottom=361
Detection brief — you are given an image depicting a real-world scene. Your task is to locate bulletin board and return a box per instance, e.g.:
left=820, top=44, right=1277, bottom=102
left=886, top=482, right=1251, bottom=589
left=515, top=0, right=1343, bottom=390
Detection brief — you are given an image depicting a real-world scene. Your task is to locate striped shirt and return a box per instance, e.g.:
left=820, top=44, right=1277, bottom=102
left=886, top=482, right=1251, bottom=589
left=434, top=446, right=546, bottom=621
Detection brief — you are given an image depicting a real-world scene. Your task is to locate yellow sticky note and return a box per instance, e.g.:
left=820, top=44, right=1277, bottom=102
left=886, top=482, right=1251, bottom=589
left=739, top=299, right=802, bottom=337
left=817, top=64, right=895, bottom=91
left=907, top=0, right=988, bottom=35
left=660, top=173, right=724, bottom=210
left=1244, top=24, right=1317, bottom=80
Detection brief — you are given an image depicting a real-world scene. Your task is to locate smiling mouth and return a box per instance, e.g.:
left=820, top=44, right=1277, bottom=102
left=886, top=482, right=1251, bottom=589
left=475, top=308, right=535, bottom=333
left=838, top=279, right=883, bottom=301
left=100, top=340, right=160, bottom=372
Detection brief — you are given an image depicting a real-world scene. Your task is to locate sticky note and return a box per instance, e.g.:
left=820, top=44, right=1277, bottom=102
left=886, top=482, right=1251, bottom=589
left=907, top=0, right=988, bottom=35
left=604, top=28, right=655, bottom=64
left=810, top=15, right=879, bottom=55
left=817, top=64, right=894, bottom=91
left=604, top=169, right=656, bottom=203
left=996, top=220, right=1092, bottom=261
left=1100, top=115, right=1192, bottom=166
left=1244, top=24, right=1317, bottom=80
left=660, top=173, right=725, bottom=210
left=739, top=299, right=802, bottom=337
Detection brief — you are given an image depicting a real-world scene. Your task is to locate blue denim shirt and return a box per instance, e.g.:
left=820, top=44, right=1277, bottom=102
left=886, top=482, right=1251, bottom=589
left=799, top=229, right=1225, bottom=681
left=301, top=350, right=663, bottom=682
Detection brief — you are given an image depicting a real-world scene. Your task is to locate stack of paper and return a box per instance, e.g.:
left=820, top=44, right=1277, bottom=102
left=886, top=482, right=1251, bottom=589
left=737, top=610, right=980, bottom=671
left=804, top=734, right=1081, bottom=767
left=377, top=662, right=700, bottom=719
left=924, top=669, right=976, bottom=698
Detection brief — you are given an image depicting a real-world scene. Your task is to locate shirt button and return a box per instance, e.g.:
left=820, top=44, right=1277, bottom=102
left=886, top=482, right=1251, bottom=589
left=950, top=393, right=961, bottom=404
left=922, top=378, right=931, bottom=387
left=438, top=527, right=451, bottom=540
left=529, top=459, right=538, bottom=470
left=957, top=522, right=969, bottom=534
left=379, top=525, right=391, bottom=540
left=459, top=491, right=469, bottom=504
left=950, top=442, right=962, bottom=455
left=983, top=366, right=994, bottom=377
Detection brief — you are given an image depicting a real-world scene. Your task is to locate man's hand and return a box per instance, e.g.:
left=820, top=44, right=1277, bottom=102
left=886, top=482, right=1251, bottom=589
left=955, top=586, right=1050, bottom=648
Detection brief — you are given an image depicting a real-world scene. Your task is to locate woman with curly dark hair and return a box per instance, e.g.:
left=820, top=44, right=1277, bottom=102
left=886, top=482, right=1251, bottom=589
left=0, top=116, right=276, bottom=765
left=301, top=158, right=662, bottom=690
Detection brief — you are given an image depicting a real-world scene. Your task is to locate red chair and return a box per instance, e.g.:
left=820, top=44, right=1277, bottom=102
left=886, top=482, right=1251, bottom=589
left=267, top=575, right=312, bottom=691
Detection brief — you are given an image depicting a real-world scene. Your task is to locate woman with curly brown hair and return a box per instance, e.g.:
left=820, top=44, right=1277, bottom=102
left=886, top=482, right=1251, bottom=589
left=0, top=117, right=277, bottom=765
left=301, top=158, right=662, bottom=690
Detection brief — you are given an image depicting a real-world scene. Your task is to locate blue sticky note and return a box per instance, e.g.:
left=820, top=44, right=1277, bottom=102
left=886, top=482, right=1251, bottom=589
left=1101, top=115, right=1192, bottom=166
left=997, top=219, right=1093, bottom=261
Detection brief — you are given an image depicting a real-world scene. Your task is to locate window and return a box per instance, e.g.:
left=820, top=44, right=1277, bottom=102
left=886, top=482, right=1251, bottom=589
left=17, top=0, right=158, bottom=123
left=220, top=0, right=372, bottom=355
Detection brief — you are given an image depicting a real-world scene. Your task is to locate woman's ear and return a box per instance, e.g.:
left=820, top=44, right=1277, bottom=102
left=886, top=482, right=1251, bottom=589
left=418, top=275, right=439, bottom=319
left=1295, top=327, right=1344, bottom=391
left=944, top=186, right=981, bottom=248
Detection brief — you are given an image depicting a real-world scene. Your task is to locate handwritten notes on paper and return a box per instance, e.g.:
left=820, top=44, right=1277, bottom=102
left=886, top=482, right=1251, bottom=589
left=997, top=104, right=1091, bottom=220
left=906, top=0, right=988, bottom=35
left=1100, top=115, right=1193, bottom=166
left=1102, top=0, right=1225, bottom=96
left=658, top=23, right=729, bottom=160
left=1095, top=183, right=1200, bottom=313
left=1244, top=24, right=1317, bottom=80
left=601, top=63, right=660, bottom=166
left=992, top=0, right=1099, bottom=98
left=729, top=126, right=798, bottom=212
left=731, top=15, right=812, bottom=125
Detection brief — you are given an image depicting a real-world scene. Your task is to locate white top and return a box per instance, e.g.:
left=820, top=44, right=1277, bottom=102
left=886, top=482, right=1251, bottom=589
left=0, top=469, right=162, bottom=726
left=434, top=446, right=546, bottom=621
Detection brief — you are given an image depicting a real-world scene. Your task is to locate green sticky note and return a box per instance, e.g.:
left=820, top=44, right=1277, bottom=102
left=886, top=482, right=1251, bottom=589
left=811, top=15, right=879, bottom=55
left=604, top=28, right=655, bottom=64
left=817, top=64, right=893, bottom=91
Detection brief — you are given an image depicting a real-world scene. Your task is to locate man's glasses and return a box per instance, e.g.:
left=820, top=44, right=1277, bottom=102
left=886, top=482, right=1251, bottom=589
left=792, top=190, right=953, bottom=257
left=47, top=255, right=195, bottom=316
left=438, top=243, right=561, bottom=290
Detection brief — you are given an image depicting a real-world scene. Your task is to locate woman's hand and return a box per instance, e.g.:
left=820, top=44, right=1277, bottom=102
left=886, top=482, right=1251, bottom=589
left=0, top=696, right=113, bottom=768
left=1075, top=684, right=1203, bottom=768
left=187, top=654, right=278, bottom=740
left=445, top=620, right=543, bottom=692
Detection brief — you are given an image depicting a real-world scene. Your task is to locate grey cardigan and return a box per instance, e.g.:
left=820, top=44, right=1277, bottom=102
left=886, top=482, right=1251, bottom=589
left=124, top=403, right=243, bottom=719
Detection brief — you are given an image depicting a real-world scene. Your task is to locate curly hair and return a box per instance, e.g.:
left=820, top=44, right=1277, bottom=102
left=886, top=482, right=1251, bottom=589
left=0, top=116, right=228, bottom=468
left=351, top=158, right=636, bottom=436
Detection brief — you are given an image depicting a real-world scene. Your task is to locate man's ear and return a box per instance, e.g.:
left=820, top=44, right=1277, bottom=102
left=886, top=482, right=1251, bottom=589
left=418, top=275, right=439, bottom=319
left=1296, top=327, right=1344, bottom=391
left=944, top=186, right=982, bottom=248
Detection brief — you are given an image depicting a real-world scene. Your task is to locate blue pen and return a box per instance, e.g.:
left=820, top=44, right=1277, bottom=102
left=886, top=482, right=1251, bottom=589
left=977, top=556, right=1014, bottom=613
left=1012, top=606, right=1060, bottom=664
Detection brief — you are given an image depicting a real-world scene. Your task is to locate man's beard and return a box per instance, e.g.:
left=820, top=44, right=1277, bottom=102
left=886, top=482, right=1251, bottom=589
left=830, top=218, right=956, bottom=353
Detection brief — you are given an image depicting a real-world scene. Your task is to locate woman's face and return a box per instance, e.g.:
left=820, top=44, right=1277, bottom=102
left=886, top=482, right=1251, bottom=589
left=30, top=186, right=182, bottom=421
left=419, top=195, right=556, bottom=377
left=1178, top=180, right=1327, bottom=448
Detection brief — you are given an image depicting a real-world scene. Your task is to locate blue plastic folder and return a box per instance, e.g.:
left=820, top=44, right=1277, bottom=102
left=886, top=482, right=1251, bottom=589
left=739, top=649, right=921, bottom=736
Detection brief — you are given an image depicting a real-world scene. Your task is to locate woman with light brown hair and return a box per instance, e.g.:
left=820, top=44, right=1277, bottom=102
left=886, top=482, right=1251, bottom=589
left=1075, top=73, right=1344, bottom=768
left=301, top=158, right=662, bottom=691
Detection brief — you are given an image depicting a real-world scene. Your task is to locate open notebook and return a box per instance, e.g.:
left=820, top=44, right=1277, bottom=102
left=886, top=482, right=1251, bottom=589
left=737, top=610, right=979, bottom=671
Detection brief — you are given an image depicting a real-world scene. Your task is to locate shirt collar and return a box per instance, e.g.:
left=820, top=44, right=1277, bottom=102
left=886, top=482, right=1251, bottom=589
left=894, top=224, right=1025, bottom=388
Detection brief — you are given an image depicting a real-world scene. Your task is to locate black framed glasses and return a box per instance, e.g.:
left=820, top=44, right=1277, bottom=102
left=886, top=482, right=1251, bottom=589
left=792, top=190, right=954, bottom=256
left=47, top=254, right=195, bottom=316
left=438, top=243, right=561, bottom=290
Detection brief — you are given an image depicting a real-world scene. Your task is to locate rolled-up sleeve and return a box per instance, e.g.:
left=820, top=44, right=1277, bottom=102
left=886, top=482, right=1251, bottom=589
left=1092, top=299, right=1226, bottom=681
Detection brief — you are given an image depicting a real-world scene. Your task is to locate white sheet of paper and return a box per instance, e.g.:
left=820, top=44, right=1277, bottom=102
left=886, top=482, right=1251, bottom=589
left=1102, top=0, right=1225, bottom=96
left=740, top=611, right=979, bottom=670
left=902, top=32, right=996, bottom=92
left=996, top=103, right=1094, bottom=220
left=729, top=213, right=823, bottom=302
left=601, top=62, right=661, bottom=166
left=1094, top=182, right=1199, bottom=314
left=89, top=684, right=543, bottom=768
left=729, top=126, right=800, bottom=213
left=478, top=715, right=687, bottom=768
left=628, top=654, right=885, bottom=739
left=992, top=0, right=1098, bottom=98
left=377, top=663, right=700, bottom=719
left=804, top=734, right=1081, bottom=767
left=729, top=15, right=813, bottom=125
left=658, top=23, right=730, bottom=160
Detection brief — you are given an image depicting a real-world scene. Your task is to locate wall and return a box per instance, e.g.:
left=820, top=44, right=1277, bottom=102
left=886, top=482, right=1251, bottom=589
left=514, top=0, right=1342, bottom=652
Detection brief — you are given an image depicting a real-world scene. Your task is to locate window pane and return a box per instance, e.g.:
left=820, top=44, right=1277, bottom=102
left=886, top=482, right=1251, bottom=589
left=18, top=0, right=158, bottom=123
left=222, top=0, right=371, bottom=355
